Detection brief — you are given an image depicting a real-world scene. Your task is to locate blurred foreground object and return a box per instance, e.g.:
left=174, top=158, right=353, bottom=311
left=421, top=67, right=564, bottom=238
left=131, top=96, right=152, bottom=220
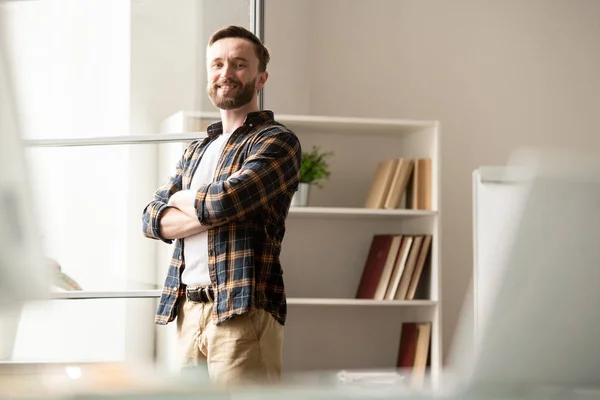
left=450, top=147, right=600, bottom=395
left=0, top=0, right=49, bottom=312
left=0, top=1, right=50, bottom=362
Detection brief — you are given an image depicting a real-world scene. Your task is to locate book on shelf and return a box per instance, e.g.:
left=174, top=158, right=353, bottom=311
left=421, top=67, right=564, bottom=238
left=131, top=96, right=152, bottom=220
left=356, top=234, right=432, bottom=301
left=397, top=321, right=432, bottom=388
left=406, top=158, right=432, bottom=211
left=365, top=157, right=431, bottom=210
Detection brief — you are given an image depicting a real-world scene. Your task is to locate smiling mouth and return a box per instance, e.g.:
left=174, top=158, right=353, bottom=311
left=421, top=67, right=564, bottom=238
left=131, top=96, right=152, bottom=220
left=218, top=84, right=238, bottom=92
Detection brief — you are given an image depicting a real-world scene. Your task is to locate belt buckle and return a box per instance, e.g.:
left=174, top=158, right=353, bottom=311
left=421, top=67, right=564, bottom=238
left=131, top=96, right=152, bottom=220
left=185, top=286, right=200, bottom=302
left=186, top=286, right=212, bottom=303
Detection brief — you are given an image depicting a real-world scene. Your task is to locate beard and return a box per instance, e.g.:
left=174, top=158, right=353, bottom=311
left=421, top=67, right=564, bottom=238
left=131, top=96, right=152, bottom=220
left=207, top=77, right=257, bottom=110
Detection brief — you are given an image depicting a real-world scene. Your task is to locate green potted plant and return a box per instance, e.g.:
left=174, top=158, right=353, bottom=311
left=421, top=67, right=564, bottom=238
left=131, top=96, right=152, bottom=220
left=292, top=146, right=333, bottom=207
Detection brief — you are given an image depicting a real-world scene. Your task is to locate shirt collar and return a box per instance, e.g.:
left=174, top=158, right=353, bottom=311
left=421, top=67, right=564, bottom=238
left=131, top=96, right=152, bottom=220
left=206, top=110, right=275, bottom=139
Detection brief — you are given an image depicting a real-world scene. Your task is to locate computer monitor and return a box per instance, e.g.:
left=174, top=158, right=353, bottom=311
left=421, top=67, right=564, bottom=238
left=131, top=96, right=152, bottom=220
left=0, top=6, right=49, bottom=358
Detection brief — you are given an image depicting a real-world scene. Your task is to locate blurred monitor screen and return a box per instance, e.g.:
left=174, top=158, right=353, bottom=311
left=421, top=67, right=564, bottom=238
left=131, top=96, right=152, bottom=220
left=468, top=149, right=600, bottom=389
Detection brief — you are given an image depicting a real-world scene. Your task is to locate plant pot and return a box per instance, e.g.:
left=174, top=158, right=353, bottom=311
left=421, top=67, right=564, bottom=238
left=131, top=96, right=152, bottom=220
left=291, top=182, right=310, bottom=207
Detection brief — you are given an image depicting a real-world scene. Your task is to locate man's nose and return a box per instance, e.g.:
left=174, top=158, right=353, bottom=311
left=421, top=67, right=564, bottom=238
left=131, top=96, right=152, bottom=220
left=220, top=64, right=235, bottom=80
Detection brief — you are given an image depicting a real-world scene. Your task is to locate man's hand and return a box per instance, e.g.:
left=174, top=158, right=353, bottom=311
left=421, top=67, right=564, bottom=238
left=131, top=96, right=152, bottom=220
left=160, top=190, right=228, bottom=239
left=159, top=190, right=203, bottom=239
left=168, top=190, right=199, bottom=220
left=168, top=190, right=196, bottom=209
left=159, top=207, right=206, bottom=239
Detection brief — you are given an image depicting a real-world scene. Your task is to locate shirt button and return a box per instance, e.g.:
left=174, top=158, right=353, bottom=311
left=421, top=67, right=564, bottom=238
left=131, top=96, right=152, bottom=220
left=248, top=123, right=253, bottom=127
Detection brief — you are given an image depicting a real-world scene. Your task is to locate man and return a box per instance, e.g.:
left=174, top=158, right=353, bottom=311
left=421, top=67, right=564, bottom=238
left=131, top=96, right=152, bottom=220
left=142, top=25, right=301, bottom=385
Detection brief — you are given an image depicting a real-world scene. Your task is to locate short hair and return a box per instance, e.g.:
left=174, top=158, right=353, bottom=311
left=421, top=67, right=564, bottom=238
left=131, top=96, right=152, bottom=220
left=208, top=25, right=270, bottom=72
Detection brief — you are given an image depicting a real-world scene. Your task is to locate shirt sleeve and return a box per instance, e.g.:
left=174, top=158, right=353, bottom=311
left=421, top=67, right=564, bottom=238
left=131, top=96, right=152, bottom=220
left=193, top=128, right=301, bottom=225
left=141, top=141, right=198, bottom=243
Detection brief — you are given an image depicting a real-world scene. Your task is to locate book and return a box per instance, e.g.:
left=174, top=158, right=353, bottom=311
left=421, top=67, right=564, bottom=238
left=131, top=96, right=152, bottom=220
left=356, top=235, right=396, bottom=299
left=396, top=321, right=432, bottom=389
left=365, top=157, right=430, bottom=210
left=365, top=159, right=399, bottom=209
left=384, top=236, right=413, bottom=300
left=406, top=235, right=432, bottom=300
left=394, top=235, right=422, bottom=300
left=407, top=158, right=432, bottom=210
left=383, top=159, right=414, bottom=209
left=357, top=234, right=432, bottom=301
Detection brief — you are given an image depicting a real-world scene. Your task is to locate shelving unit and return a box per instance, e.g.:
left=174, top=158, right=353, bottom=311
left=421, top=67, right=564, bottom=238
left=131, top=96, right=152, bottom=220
left=160, top=111, right=442, bottom=382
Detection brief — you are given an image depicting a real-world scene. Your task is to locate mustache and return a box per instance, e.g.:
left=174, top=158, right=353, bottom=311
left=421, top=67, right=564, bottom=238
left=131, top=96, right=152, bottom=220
left=214, top=78, right=242, bottom=87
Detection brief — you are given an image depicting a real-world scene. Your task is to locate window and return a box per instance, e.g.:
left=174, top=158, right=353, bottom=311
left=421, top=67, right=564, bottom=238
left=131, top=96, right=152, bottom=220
left=3, top=0, right=253, bottom=364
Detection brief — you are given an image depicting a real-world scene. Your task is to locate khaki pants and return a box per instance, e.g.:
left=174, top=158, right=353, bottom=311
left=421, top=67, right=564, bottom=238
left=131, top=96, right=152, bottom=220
left=176, top=298, right=284, bottom=386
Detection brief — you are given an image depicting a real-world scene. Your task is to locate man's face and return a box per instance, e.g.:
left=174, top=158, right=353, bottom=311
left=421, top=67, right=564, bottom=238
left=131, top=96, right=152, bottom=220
left=206, top=37, right=267, bottom=110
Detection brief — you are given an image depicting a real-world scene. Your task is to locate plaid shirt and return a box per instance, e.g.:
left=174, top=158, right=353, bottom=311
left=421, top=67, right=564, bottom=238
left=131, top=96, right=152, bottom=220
left=142, top=111, right=301, bottom=326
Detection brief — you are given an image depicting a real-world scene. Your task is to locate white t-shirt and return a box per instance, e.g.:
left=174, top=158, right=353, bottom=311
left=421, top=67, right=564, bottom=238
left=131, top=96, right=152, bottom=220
left=181, top=132, right=232, bottom=287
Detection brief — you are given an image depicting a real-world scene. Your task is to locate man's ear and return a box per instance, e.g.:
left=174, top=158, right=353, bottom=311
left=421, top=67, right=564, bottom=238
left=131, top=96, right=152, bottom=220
left=256, top=71, right=269, bottom=91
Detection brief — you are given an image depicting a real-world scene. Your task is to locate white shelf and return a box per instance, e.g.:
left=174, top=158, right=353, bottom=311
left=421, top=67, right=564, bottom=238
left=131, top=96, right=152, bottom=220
left=277, top=113, right=437, bottom=132
left=288, top=298, right=437, bottom=306
left=49, top=291, right=436, bottom=307
left=50, top=290, right=161, bottom=299
left=288, top=206, right=436, bottom=219
left=173, top=111, right=438, bottom=136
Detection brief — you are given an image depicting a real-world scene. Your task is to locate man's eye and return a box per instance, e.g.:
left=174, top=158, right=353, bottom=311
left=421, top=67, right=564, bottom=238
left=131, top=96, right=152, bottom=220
left=237, top=64, right=246, bottom=68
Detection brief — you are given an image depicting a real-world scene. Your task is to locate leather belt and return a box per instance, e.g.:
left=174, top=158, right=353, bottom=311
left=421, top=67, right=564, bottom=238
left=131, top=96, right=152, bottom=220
left=185, top=286, right=215, bottom=303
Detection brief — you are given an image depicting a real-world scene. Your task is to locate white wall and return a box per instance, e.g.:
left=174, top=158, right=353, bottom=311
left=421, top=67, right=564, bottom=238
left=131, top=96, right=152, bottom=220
left=264, top=0, right=600, bottom=362
left=264, top=0, right=311, bottom=115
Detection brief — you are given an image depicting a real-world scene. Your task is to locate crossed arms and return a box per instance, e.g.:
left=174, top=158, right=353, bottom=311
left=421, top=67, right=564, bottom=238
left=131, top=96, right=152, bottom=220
left=158, top=191, right=210, bottom=239
left=142, top=128, right=301, bottom=243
